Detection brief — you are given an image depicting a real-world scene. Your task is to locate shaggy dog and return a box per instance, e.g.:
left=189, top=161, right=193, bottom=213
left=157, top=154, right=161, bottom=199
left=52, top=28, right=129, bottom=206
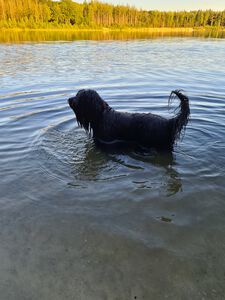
left=68, top=89, right=190, bottom=151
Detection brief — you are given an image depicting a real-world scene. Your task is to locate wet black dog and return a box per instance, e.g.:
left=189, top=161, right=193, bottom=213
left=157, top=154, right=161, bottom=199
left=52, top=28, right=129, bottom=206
left=68, top=89, right=190, bottom=151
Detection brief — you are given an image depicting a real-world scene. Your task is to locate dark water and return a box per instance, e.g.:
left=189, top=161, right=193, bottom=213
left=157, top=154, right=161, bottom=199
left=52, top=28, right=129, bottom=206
left=1, top=35, right=225, bottom=299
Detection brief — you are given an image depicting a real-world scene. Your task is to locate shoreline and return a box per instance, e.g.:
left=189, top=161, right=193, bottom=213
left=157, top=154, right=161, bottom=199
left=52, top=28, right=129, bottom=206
left=1, top=27, right=224, bottom=42
left=0, top=27, right=224, bottom=33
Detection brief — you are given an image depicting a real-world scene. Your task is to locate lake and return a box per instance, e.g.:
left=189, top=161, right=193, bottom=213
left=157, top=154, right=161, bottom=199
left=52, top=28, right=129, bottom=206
left=0, top=31, right=225, bottom=299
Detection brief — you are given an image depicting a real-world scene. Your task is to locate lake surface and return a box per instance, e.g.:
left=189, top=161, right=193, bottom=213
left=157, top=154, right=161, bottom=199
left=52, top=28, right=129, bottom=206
left=0, top=33, right=225, bottom=299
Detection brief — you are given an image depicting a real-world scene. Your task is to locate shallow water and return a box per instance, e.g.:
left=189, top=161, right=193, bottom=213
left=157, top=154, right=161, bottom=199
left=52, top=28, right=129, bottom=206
left=1, top=36, right=225, bottom=299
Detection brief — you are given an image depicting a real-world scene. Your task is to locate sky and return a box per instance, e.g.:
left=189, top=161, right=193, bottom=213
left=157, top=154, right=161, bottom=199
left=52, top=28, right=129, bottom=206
left=75, top=0, right=225, bottom=11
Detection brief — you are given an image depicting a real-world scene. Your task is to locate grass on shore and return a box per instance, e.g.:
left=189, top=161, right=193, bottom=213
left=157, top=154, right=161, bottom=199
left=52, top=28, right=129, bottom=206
left=0, top=26, right=224, bottom=33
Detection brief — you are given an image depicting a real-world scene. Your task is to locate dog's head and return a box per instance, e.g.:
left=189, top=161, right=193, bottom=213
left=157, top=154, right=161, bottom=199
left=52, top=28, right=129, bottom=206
left=68, top=89, right=109, bottom=132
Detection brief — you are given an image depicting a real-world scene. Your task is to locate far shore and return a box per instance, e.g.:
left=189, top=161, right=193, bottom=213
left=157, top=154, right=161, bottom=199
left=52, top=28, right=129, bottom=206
left=1, top=27, right=224, bottom=33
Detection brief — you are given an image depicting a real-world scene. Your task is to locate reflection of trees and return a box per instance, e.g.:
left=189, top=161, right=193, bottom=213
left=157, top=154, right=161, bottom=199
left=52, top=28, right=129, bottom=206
left=1, top=29, right=224, bottom=43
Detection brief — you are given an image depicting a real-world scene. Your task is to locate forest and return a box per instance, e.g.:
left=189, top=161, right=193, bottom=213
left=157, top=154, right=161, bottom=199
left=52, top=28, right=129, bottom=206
left=0, top=0, right=224, bottom=29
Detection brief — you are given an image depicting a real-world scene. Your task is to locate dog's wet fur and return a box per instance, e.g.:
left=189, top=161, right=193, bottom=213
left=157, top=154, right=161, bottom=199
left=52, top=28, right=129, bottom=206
left=68, top=89, right=190, bottom=151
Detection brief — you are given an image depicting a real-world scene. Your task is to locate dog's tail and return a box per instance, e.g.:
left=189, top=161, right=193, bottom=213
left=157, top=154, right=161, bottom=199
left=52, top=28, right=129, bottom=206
left=169, top=90, right=190, bottom=144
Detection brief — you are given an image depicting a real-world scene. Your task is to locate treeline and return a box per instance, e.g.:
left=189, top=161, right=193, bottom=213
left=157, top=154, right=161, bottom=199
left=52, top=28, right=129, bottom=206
left=0, top=0, right=225, bottom=28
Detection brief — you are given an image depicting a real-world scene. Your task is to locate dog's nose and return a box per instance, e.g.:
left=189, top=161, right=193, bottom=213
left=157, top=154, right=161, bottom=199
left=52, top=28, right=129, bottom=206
left=68, top=97, right=74, bottom=108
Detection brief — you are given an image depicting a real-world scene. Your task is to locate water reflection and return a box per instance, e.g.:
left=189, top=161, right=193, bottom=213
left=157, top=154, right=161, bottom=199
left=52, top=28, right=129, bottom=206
left=131, top=151, right=182, bottom=196
left=0, top=29, right=224, bottom=43
left=1, top=37, right=225, bottom=299
left=69, top=139, right=182, bottom=196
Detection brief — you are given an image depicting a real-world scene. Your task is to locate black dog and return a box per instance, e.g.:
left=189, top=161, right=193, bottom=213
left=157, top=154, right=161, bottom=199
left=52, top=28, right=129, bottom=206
left=68, top=89, right=190, bottom=151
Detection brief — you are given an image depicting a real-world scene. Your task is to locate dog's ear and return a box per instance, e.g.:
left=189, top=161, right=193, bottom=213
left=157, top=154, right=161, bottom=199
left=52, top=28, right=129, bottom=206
left=73, top=89, right=108, bottom=132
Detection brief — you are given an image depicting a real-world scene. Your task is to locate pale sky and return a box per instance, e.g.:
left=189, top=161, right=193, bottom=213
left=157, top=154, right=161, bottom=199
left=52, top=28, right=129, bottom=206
left=75, top=0, right=225, bottom=11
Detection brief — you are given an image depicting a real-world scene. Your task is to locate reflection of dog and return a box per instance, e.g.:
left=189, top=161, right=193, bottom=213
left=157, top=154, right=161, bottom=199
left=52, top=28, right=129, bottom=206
left=68, top=89, right=190, bottom=151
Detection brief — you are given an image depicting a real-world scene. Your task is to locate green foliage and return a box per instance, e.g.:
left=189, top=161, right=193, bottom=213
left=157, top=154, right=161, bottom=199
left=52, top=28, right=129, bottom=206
left=0, top=0, right=224, bottom=29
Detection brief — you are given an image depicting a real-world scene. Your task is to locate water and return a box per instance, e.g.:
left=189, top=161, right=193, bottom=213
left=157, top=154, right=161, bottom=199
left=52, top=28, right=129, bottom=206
left=1, top=34, right=225, bottom=299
